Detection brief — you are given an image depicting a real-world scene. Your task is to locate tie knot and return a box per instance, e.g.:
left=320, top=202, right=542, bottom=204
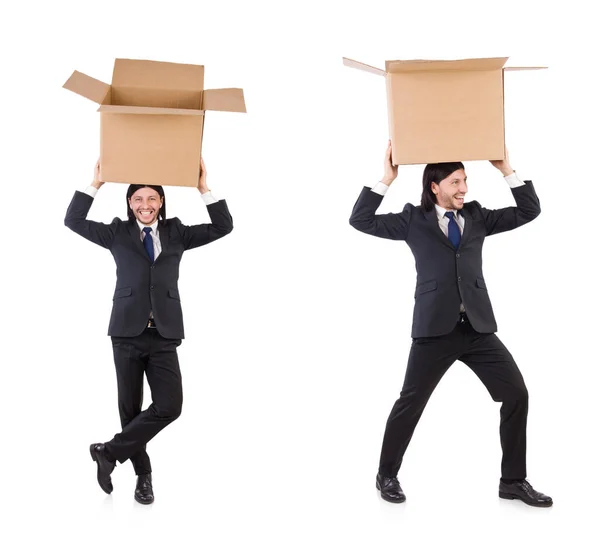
left=143, top=227, right=152, bottom=235
left=444, top=211, right=455, bottom=219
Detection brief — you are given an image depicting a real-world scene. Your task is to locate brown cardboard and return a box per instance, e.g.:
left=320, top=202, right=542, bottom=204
left=343, top=56, right=545, bottom=165
left=63, top=59, right=246, bottom=187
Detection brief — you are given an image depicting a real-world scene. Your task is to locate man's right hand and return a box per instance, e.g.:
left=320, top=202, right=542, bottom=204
left=92, top=159, right=105, bottom=189
left=381, top=140, right=398, bottom=186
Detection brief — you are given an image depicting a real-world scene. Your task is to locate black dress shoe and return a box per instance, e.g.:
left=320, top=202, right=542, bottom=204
left=376, top=473, right=406, bottom=503
left=499, top=479, right=553, bottom=507
left=134, top=474, right=154, bottom=505
left=89, top=443, right=116, bottom=494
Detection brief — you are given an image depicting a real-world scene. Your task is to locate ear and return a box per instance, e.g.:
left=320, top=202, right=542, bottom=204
left=431, top=181, right=439, bottom=195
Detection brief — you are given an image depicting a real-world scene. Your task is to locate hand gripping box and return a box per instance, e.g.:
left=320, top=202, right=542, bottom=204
left=343, top=56, right=544, bottom=165
left=64, top=58, right=246, bottom=187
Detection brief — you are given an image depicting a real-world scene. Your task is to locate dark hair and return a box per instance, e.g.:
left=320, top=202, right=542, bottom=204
left=126, top=184, right=166, bottom=222
left=421, top=162, right=465, bottom=211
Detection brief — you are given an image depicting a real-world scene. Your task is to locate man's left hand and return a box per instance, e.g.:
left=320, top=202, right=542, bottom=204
left=198, top=157, right=209, bottom=194
left=490, top=149, right=515, bottom=177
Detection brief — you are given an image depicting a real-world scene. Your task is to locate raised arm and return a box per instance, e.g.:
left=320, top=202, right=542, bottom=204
left=480, top=152, right=541, bottom=236
left=64, top=159, right=116, bottom=249
left=349, top=141, right=411, bottom=240
left=179, top=157, right=234, bottom=250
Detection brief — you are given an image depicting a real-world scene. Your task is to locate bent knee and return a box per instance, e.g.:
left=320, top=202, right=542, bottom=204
left=153, top=401, right=182, bottom=421
left=500, top=385, right=528, bottom=405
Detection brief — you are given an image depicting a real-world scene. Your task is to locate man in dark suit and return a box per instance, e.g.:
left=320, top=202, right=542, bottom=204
left=65, top=158, right=233, bottom=504
left=349, top=142, right=552, bottom=507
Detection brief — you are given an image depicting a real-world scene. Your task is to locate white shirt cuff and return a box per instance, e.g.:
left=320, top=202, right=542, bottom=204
left=84, top=186, right=98, bottom=198
left=504, top=172, right=526, bottom=189
left=371, top=181, right=390, bottom=196
left=202, top=191, right=218, bottom=205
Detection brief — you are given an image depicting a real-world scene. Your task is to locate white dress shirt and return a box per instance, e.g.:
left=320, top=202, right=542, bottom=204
left=137, top=219, right=161, bottom=260
left=434, top=203, right=465, bottom=237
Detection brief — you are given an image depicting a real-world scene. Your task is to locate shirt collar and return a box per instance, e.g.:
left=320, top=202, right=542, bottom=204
left=435, top=203, right=454, bottom=220
left=136, top=219, right=159, bottom=234
left=434, top=204, right=462, bottom=221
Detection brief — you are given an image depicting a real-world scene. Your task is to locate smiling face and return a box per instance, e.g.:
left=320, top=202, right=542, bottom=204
left=431, top=169, right=468, bottom=211
left=128, top=187, right=164, bottom=225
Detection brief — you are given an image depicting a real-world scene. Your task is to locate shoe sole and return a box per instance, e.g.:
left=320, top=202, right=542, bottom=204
left=499, top=492, right=552, bottom=507
left=376, top=481, right=406, bottom=503
left=134, top=495, right=155, bottom=505
left=89, top=445, right=113, bottom=495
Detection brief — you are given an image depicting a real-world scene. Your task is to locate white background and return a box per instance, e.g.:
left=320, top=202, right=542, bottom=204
left=2, top=0, right=598, bottom=552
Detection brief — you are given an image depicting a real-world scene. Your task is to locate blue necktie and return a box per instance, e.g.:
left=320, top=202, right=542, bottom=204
left=445, top=212, right=461, bottom=250
left=143, top=227, right=154, bottom=262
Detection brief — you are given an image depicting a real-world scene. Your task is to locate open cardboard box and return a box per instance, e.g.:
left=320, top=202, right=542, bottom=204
left=343, top=56, right=545, bottom=165
left=64, top=58, right=246, bottom=187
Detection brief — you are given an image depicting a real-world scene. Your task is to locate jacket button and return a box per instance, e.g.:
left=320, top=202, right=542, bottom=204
left=150, top=285, right=155, bottom=290
left=456, top=253, right=460, bottom=258
left=457, top=276, right=461, bottom=282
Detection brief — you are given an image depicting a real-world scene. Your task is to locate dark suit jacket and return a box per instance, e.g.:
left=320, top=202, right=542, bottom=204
left=349, top=182, right=540, bottom=338
left=65, top=191, right=233, bottom=339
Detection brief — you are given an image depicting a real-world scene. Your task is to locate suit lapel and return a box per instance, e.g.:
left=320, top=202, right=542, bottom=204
left=459, top=209, right=471, bottom=247
left=158, top=220, right=169, bottom=257
left=424, top=208, right=455, bottom=251
left=128, top=221, right=151, bottom=261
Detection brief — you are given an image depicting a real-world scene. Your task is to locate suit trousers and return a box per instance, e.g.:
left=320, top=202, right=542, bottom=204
left=378, top=317, right=528, bottom=480
left=105, top=329, right=183, bottom=474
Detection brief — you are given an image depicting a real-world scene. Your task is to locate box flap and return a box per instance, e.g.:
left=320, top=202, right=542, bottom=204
left=112, top=58, right=204, bottom=90
left=202, top=89, right=247, bottom=113
left=386, top=57, right=508, bottom=73
left=98, top=105, right=205, bottom=116
left=342, top=57, right=386, bottom=77
left=63, top=70, right=111, bottom=104
left=504, top=66, right=548, bottom=71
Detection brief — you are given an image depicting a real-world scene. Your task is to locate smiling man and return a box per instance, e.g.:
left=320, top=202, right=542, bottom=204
left=349, top=142, right=552, bottom=507
left=65, top=158, right=233, bottom=504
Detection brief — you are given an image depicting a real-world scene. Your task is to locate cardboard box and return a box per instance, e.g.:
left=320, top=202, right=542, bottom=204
left=343, top=57, right=544, bottom=165
left=64, top=58, right=246, bottom=187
